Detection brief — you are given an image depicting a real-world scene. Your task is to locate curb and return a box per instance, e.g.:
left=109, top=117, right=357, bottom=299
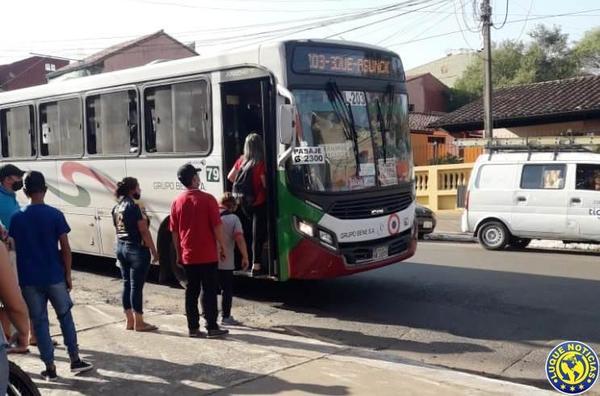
left=424, top=233, right=475, bottom=243
left=425, top=233, right=600, bottom=252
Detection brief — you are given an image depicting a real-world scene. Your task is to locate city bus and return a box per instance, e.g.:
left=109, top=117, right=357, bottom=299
left=0, top=39, right=416, bottom=284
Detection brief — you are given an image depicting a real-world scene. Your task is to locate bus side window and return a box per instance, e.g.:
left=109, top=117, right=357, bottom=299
left=144, top=79, right=210, bottom=154
left=39, top=98, right=82, bottom=157
left=1, top=105, right=36, bottom=159
left=86, top=90, right=138, bottom=155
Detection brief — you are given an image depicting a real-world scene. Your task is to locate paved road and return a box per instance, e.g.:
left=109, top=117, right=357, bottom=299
left=71, top=241, right=600, bottom=392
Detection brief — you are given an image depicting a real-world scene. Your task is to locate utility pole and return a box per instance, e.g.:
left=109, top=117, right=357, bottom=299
left=480, top=0, right=493, bottom=139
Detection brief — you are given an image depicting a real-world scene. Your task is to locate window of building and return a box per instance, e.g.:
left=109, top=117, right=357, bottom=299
left=144, top=79, right=210, bottom=154
left=40, top=98, right=83, bottom=157
left=0, top=105, right=36, bottom=158
left=45, top=63, right=56, bottom=72
left=576, top=164, right=600, bottom=191
left=520, top=164, right=566, bottom=190
left=86, top=90, right=138, bottom=155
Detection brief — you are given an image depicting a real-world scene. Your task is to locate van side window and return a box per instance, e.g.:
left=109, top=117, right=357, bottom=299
left=0, top=105, right=36, bottom=158
left=144, top=79, right=210, bottom=154
left=520, top=164, right=566, bottom=190
left=576, top=164, right=600, bottom=191
left=40, top=98, right=83, bottom=157
left=476, top=164, right=516, bottom=189
left=86, top=90, right=138, bottom=155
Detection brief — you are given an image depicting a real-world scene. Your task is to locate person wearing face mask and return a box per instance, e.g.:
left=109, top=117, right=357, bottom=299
left=0, top=164, right=24, bottom=231
left=112, top=177, right=158, bottom=332
left=0, top=164, right=27, bottom=350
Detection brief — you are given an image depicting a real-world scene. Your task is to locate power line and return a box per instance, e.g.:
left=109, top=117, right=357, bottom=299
left=387, top=7, right=600, bottom=47
left=122, top=0, right=383, bottom=13
left=493, top=0, right=509, bottom=29
left=324, top=0, right=450, bottom=39
left=376, top=0, right=454, bottom=44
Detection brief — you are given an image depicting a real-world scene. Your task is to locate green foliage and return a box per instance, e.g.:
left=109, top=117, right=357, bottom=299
left=453, top=24, right=596, bottom=102
left=429, top=154, right=463, bottom=165
left=573, top=27, right=600, bottom=74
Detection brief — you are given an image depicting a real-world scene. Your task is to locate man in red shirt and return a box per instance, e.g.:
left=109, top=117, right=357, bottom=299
left=170, top=164, right=228, bottom=338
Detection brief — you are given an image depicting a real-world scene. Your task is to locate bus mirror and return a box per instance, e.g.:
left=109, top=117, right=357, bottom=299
left=278, top=104, right=295, bottom=145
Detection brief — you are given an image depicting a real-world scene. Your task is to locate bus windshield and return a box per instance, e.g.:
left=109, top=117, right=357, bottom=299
left=290, top=88, right=411, bottom=193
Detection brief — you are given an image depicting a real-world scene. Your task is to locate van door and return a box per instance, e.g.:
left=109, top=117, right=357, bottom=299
left=567, top=163, right=600, bottom=241
left=511, top=163, right=568, bottom=237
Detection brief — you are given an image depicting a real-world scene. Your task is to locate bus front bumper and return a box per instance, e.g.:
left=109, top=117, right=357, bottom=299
left=288, top=227, right=417, bottom=280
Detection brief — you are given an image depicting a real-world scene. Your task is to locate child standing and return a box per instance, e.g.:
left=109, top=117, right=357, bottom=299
left=218, top=193, right=249, bottom=325
left=9, top=171, right=93, bottom=380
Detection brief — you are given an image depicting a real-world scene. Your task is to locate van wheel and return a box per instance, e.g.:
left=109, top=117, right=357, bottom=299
left=508, top=238, right=531, bottom=249
left=477, top=221, right=509, bottom=250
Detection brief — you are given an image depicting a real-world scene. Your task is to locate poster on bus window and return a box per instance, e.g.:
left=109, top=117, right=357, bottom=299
left=378, top=158, right=398, bottom=186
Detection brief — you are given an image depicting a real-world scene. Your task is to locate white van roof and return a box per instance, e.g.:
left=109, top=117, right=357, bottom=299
left=475, top=151, right=600, bottom=164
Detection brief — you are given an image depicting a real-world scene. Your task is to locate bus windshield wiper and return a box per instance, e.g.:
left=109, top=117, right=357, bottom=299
left=376, top=84, right=394, bottom=164
left=325, top=82, right=361, bottom=176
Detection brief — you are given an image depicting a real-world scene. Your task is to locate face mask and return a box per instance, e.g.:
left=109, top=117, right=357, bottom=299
left=11, top=181, right=23, bottom=191
left=133, top=192, right=141, bottom=200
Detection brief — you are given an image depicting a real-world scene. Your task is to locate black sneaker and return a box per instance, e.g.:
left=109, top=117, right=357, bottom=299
left=188, top=329, right=206, bottom=338
left=207, top=328, right=229, bottom=338
left=41, top=367, right=58, bottom=381
left=70, top=359, right=94, bottom=374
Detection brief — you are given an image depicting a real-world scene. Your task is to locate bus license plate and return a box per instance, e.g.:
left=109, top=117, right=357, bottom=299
left=423, top=221, right=433, bottom=229
left=373, top=246, right=388, bottom=260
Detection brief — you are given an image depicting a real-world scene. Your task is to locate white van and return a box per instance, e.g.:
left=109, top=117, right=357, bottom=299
left=462, top=151, right=600, bottom=250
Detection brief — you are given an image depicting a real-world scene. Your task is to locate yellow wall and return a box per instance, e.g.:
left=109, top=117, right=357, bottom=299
left=415, top=163, right=474, bottom=211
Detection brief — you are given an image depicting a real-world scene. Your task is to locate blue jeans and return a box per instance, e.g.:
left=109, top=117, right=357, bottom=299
left=0, top=339, right=7, bottom=395
left=21, top=282, right=79, bottom=366
left=116, top=242, right=150, bottom=314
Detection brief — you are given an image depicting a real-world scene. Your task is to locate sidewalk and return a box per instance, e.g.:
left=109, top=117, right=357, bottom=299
left=9, top=303, right=553, bottom=395
left=426, top=210, right=600, bottom=252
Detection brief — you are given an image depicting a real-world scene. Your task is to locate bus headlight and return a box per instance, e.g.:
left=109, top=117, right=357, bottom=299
left=319, top=229, right=334, bottom=246
left=296, top=219, right=315, bottom=238
left=294, top=217, right=337, bottom=249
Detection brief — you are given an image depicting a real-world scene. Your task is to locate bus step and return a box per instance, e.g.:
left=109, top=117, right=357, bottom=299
left=233, top=270, right=277, bottom=280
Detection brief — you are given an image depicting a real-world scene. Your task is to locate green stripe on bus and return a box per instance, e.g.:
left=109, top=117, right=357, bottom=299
left=276, top=170, right=323, bottom=281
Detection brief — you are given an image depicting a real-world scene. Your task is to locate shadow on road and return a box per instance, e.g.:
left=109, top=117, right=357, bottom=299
left=233, top=262, right=600, bottom=346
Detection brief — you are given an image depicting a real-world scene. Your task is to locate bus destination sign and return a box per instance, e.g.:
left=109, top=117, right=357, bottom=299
left=292, top=46, right=403, bottom=79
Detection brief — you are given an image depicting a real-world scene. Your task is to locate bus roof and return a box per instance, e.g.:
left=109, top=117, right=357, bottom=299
left=0, top=39, right=401, bottom=106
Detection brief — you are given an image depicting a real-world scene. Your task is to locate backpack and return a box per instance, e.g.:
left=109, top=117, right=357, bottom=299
left=232, top=161, right=256, bottom=214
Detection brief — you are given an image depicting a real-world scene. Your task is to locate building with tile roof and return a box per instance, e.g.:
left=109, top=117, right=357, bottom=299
left=48, top=30, right=197, bottom=81
left=431, top=75, right=600, bottom=138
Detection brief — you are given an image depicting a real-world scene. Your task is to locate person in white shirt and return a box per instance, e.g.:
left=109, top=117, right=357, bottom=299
left=218, top=193, right=249, bottom=326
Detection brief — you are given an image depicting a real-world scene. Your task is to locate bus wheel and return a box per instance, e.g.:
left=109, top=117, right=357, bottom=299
left=158, top=233, right=187, bottom=288
left=168, top=241, right=187, bottom=288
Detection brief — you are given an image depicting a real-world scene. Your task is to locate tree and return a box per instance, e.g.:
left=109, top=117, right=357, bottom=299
left=451, top=24, right=583, bottom=106
left=573, top=27, right=600, bottom=75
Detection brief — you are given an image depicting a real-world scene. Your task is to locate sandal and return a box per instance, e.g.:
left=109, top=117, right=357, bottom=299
left=135, top=324, right=158, bottom=332
left=251, top=264, right=264, bottom=276
left=7, top=345, right=30, bottom=355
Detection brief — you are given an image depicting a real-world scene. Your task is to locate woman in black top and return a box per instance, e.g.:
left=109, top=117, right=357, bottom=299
left=112, top=177, right=158, bottom=332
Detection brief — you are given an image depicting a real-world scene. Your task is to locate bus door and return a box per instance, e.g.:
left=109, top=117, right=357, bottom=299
left=220, top=75, right=277, bottom=277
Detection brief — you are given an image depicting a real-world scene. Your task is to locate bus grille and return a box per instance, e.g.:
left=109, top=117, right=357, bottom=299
left=329, top=192, right=413, bottom=220
left=340, top=229, right=411, bottom=265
